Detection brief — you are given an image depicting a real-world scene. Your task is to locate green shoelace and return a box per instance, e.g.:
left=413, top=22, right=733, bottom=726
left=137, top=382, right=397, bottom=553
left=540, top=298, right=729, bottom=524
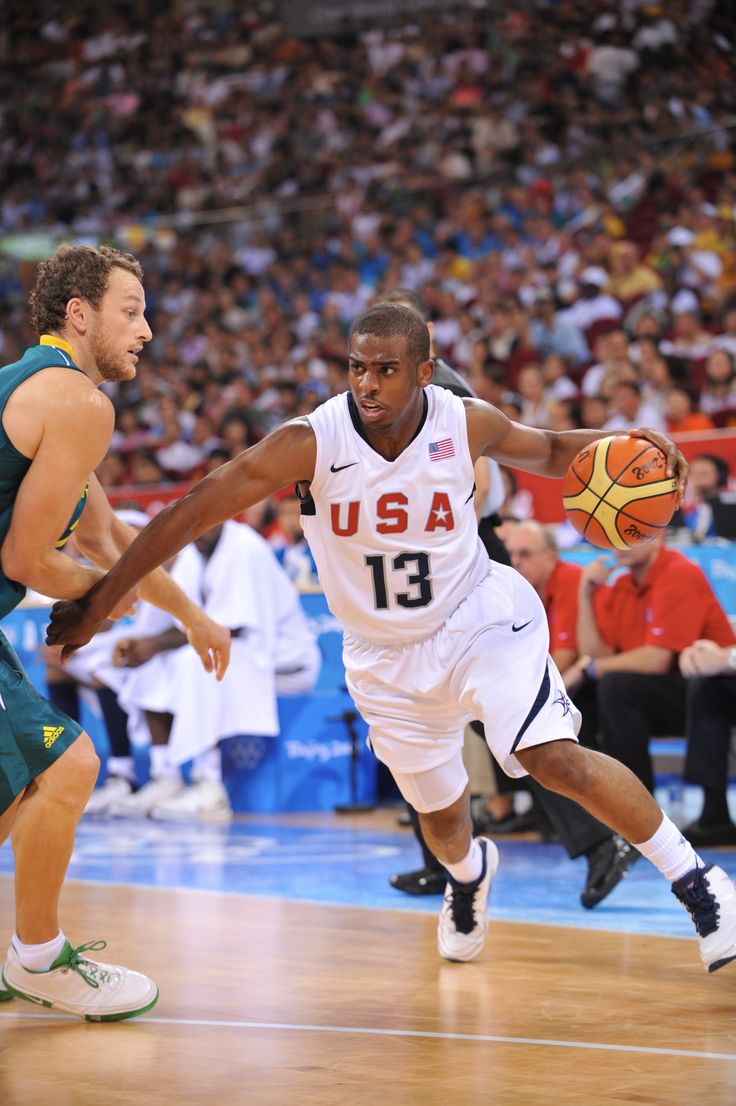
left=55, top=940, right=115, bottom=989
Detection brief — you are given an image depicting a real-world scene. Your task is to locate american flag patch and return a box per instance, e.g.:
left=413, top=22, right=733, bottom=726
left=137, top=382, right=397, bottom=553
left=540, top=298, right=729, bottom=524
left=428, top=438, right=455, bottom=461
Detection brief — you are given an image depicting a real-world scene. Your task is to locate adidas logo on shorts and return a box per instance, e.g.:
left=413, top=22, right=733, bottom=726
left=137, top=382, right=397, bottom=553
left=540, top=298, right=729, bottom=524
left=43, top=725, right=64, bottom=749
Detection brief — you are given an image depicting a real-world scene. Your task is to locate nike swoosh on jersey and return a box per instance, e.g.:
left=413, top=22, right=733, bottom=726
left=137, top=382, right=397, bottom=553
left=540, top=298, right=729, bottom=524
left=511, top=620, right=533, bottom=632
left=330, top=461, right=358, bottom=473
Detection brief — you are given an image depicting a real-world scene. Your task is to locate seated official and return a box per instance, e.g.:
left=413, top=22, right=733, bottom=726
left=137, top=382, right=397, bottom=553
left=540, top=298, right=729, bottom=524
left=571, top=533, right=736, bottom=793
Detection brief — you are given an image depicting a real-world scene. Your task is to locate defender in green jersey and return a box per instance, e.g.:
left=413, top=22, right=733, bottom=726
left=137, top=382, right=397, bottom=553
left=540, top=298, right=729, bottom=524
left=0, top=245, right=230, bottom=1021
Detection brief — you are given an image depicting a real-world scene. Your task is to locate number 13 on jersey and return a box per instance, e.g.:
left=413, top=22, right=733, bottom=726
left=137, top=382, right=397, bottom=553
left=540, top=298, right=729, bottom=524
left=365, top=552, right=433, bottom=610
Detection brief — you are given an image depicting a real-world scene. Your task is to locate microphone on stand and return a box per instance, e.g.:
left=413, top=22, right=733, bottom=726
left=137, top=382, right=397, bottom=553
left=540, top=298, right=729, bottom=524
left=328, top=708, right=375, bottom=814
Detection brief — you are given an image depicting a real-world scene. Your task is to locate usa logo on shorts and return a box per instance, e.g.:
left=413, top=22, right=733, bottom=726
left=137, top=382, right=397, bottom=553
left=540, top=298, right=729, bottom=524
left=553, top=691, right=572, bottom=717
left=428, top=438, right=455, bottom=461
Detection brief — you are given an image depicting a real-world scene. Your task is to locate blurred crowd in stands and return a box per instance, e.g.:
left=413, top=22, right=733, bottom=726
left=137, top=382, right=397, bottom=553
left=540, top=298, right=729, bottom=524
left=2, top=0, right=736, bottom=534
left=3, top=0, right=734, bottom=841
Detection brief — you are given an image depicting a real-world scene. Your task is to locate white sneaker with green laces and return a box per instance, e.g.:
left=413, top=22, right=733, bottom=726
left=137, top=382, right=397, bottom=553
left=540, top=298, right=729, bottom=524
left=438, top=837, right=499, bottom=963
left=1, top=940, right=159, bottom=1021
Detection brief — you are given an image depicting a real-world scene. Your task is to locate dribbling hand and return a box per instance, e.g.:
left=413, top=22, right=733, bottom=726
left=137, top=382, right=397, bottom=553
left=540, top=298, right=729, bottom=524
left=626, top=426, right=689, bottom=504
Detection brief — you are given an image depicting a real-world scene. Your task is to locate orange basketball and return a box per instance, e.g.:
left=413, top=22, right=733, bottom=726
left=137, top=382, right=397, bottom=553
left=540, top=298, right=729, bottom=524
left=562, top=435, right=679, bottom=549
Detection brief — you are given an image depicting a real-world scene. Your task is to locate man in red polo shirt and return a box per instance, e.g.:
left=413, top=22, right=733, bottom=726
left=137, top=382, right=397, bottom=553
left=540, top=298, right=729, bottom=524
left=508, top=522, right=585, bottom=672
left=576, top=533, right=736, bottom=792
left=509, top=521, right=581, bottom=671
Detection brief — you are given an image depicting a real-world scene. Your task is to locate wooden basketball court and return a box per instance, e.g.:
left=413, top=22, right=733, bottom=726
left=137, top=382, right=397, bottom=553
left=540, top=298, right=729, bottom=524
left=1, top=811, right=735, bottom=1106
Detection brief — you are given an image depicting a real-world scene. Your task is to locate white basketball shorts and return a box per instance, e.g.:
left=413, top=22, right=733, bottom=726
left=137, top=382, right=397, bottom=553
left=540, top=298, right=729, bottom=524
left=344, top=563, right=581, bottom=812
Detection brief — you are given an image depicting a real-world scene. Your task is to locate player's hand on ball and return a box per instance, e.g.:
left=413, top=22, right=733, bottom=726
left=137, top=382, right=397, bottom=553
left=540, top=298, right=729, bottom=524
left=563, top=435, right=680, bottom=548
left=626, top=427, right=689, bottom=504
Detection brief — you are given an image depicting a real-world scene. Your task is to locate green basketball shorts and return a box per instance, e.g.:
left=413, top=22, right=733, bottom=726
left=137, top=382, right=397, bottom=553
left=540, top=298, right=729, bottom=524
left=0, top=629, right=83, bottom=814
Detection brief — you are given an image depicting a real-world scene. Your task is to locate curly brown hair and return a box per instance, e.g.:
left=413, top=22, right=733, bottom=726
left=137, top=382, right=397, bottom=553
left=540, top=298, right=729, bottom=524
left=29, top=244, right=144, bottom=334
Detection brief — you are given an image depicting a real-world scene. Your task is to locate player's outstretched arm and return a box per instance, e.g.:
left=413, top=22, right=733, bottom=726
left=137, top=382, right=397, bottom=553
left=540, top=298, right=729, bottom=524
left=465, top=398, right=612, bottom=477
left=464, top=400, right=688, bottom=492
left=46, top=420, right=317, bottom=658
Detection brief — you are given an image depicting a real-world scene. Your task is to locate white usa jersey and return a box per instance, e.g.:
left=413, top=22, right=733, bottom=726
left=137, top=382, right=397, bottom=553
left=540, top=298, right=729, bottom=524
left=302, top=384, right=491, bottom=645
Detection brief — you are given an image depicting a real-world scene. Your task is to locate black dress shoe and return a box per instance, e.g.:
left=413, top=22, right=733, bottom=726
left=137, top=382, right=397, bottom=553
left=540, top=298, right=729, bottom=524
left=581, top=834, right=640, bottom=909
left=473, top=806, right=556, bottom=838
left=682, top=819, right=736, bottom=847
left=389, top=867, right=446, bottom=896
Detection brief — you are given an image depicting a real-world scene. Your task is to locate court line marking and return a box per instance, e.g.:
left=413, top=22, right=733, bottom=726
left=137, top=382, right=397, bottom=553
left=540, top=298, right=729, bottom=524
left=2, top=1010, right=735, bottom=1061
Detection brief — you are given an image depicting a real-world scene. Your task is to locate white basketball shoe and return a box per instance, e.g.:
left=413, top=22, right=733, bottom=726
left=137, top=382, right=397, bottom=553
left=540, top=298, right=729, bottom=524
left=2, top=940, right=158, bottom=1022
left=672, top=864, right=736, bottom=972
left=437, top=837, right=499, bottom=963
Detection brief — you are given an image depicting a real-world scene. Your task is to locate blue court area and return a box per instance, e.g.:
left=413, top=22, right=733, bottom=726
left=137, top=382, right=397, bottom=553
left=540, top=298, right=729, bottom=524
left=2, top=796, right=734, bottom=942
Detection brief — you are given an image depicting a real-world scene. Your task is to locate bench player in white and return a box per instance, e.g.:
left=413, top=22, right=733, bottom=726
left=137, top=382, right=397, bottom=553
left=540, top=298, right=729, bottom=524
left=49, top=304, right=736, bottom=972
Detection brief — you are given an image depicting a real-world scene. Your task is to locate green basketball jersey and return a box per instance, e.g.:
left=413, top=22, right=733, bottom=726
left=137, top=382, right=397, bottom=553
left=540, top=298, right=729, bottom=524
left=0, top=339, right=89, bottom=619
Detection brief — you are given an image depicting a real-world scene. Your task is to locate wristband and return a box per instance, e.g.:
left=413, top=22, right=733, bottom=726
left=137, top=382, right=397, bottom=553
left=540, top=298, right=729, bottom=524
left=584, top=658, right=598, bottom=680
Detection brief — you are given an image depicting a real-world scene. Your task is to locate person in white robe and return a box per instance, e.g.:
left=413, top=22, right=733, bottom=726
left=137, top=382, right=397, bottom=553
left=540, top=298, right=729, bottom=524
left=112, top=519, right=321, bottom=820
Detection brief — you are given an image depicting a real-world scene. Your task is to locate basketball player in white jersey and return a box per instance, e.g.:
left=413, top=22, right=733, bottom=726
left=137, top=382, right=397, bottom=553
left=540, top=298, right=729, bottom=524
left=49, top=304, right=736, bottom=973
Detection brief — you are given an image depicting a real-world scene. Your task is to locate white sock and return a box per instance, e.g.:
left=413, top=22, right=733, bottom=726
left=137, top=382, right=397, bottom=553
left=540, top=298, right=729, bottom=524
left=107, top=755, right=135, bottom=783
left=149, top=744, right=179, bottom=781
left=13, top=931, right=67, bottom=972
left=444, top=839, right=483, bottom=884
left=633, top=813, right=704, bottom=883
left=192, top=746, right=222, bottom=784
